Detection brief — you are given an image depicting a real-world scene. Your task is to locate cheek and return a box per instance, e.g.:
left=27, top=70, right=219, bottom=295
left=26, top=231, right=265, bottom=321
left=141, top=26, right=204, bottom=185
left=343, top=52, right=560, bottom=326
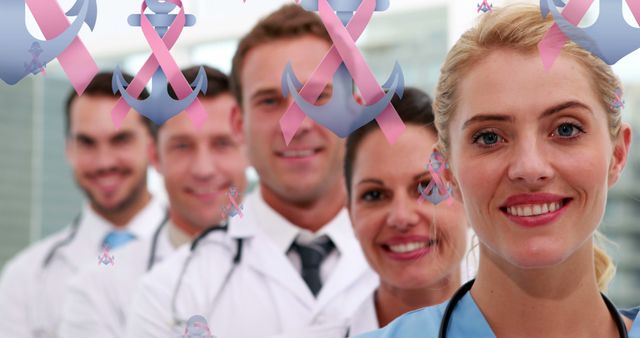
left=162, top=162, right=189, bottom=183
left=351, top=207, right=383, bottom=246
left=435, top=206, right=468, bottom=249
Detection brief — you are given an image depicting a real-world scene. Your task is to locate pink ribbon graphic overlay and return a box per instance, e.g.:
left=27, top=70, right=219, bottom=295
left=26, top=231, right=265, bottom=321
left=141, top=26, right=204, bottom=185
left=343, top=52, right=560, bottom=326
left=280, top=0, right=405, bottom=144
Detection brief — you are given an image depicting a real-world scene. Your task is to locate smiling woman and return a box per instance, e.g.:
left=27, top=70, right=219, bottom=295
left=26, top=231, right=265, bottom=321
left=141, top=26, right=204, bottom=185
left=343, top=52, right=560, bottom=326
left=354, top=4, right=635, bottom=338
left=344, top=87, right=469, bottom=335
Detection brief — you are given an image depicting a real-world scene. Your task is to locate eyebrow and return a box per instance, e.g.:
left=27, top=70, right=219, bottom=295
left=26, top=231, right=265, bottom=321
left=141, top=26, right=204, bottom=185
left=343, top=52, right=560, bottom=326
left=250, top=88, right=280, bottom=101
left=111, top=131, right=134, bottom=141
left=166, top=135, right=193, bottom=143
left=74, top=133, right=95, bottom=143
left=462, top=101, right=593, bottom=130
left=356, top=178, right=384, bottom=186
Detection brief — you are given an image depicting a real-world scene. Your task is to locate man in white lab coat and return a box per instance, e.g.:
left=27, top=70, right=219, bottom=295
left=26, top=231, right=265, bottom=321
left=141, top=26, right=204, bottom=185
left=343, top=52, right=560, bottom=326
left=0, top=72, right=167, bottom=338
left=126, top=5, right=378, bottom=338
left=58, top=66, right=249, bottom=338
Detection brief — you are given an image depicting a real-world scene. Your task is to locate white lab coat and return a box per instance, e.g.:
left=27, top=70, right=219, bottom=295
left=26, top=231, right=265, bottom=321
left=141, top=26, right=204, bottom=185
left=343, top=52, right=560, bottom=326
left=126, top=191, right=379, bottom=338
left=59, top=220, right=177, bottom=338
left=0, top=198, right=166, bottom=338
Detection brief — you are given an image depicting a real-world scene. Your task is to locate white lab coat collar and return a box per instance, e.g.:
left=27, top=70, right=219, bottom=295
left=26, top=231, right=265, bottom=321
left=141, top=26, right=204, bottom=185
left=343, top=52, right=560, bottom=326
left=62, top=196, right=166, bottom=268
left=233, top=187, right=354, bottom=257
left=227, top=189, right=376, bottom=312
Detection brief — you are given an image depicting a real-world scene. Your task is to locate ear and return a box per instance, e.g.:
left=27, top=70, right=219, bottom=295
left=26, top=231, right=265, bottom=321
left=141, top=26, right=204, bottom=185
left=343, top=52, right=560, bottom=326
left=230, top=104, right=245, bottom=143
left=608, top=123, right=632, bottom=187
left=148, top=137, right=162, bottom=174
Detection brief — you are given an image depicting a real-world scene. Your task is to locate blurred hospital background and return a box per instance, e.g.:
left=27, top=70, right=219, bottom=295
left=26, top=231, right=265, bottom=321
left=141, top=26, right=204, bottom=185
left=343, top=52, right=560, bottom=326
left=1, top=0, right=639, bottom=306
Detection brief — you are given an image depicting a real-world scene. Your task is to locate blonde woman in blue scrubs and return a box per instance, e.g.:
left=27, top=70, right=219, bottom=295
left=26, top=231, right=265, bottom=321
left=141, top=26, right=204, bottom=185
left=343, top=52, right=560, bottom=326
left=356, top=4, right=636, bottom=338
left=344, top=88, right=471, bottom=335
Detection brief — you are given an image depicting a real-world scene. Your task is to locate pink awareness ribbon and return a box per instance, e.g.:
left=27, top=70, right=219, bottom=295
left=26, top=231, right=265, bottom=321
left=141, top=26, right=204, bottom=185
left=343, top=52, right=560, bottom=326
left=539, top=0, right=640, bottom=71
left=25, top=0, right=98, bottom=95
left=227, top=190, right=244, bottom=218
left=539, top=0, right=593, bottom=71
left=417, top=152, right=452, bottom=205
left=280, top=0, right=405, bottom=145
left=111, top=0, right=207, bottom=128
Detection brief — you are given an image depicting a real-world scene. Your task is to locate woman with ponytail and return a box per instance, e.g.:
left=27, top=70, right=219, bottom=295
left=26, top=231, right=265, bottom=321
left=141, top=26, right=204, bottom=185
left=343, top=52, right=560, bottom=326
left=356, top=4, right=635, bottom=337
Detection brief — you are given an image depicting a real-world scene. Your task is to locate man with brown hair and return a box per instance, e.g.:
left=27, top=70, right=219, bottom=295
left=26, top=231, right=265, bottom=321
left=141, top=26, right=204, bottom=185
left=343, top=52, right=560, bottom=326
left=0, top=72, right=167, bottom=338
left=127, top=4, right=376, bottom=338
left=59, top=66, right=248, bottom=338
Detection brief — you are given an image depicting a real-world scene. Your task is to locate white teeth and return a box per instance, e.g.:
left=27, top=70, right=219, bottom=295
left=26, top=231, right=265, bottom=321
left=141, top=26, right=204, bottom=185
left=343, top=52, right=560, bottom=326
left=281, top=150, right=315, bottom=158
left=533, top=205, right=541, bottom=215
left=506, top=201, right=563, bottom=217
left=388, top=241, right=430, bottom=254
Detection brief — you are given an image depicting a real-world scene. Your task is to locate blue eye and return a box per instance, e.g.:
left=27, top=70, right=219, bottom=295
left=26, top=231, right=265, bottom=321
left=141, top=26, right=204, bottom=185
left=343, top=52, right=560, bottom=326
left=554, top=123, right=583, bottom=138
left=472, top=131, right=503, bottom=146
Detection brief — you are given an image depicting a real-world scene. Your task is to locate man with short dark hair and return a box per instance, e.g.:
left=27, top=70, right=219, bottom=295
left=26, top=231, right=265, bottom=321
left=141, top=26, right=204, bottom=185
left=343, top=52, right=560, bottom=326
left=0, top=72, right=166, bottom=338
left=127, top=5, right=377, bottom=337
left=59, top=66, right=248, bottom=338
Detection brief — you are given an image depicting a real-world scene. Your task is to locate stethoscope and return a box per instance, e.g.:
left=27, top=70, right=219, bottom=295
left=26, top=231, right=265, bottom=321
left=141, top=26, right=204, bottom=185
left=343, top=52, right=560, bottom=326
left=41, top=214, right=82, bottom=269
left=170, top=223, right=244, bottom=329
left=146, top=211, right=170, bottom=271
left=438, top=279, right=628, bottom=338
left=41, top=211, right=170, bottom=270
left=35, top=210, right=169, bottom=337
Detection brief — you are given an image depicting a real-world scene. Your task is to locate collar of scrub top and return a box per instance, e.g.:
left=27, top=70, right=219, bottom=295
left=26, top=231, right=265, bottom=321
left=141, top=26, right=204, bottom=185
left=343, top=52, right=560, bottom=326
left=439, top=281, right=629, bottom=338
left=437, top=287, right=495, bottom=337
left=623, top=307, right=640, bottom=336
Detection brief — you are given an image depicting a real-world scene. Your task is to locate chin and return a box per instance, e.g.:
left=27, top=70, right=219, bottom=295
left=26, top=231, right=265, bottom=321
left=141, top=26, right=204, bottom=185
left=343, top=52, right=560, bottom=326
left=507, top=248, right=569, bottom=270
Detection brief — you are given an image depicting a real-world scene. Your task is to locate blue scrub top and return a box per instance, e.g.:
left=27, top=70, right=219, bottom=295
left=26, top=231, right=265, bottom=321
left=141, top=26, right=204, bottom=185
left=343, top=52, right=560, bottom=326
left=354, top=293, right=640, bottom=338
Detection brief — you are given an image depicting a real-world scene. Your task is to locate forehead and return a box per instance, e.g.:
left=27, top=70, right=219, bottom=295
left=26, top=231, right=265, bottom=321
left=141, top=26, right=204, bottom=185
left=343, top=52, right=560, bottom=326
left=455, top=49, right=600, bottom=121
left=69, top=95, right=146, bottom=137
left=240, top=36, right=331, bottom=97
left=159, top=94, right=237, bottom=139
left=354, top=126, right=436, bottom=178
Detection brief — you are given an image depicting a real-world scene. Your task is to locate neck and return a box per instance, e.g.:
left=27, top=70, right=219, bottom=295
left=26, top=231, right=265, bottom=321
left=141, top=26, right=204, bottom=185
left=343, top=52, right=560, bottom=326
left=260, top=182, right=346, bottom=233
left=471, top=242, right=625, bottom=337
left=376, top=271, right=461, bottom=327
left=169, top=210, right=206, bottom=238
left=93, top=191, right=151, bottom=227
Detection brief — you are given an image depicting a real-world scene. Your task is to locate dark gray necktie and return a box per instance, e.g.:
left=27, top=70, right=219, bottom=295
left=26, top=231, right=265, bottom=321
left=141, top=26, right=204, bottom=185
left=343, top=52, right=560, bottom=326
left=289, top=235, right=335, bottom=297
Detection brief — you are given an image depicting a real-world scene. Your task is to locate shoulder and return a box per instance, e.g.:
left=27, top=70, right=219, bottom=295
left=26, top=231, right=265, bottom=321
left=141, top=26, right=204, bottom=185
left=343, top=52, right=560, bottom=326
left=1, top=227, right=73, bottom=279
left=68, top=239, right=151, bottom=292
left=353, top=304, right=445, bottom=338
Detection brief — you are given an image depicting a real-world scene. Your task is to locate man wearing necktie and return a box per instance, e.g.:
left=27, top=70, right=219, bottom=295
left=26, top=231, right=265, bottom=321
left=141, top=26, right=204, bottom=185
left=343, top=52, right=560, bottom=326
left=127, top=5, right=377, bottom=338
left=0, top=72, right=167, bottom=338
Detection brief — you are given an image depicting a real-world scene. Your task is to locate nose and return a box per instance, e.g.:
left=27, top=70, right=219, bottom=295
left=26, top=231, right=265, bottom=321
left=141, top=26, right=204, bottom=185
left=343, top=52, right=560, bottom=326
left=94, top=145, right=118, bottom=170
left=191, top=147, right=216, bottom=180
left=386, top=192, right=420, bottom=231
left=507, top=137, right=554, bottom=188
